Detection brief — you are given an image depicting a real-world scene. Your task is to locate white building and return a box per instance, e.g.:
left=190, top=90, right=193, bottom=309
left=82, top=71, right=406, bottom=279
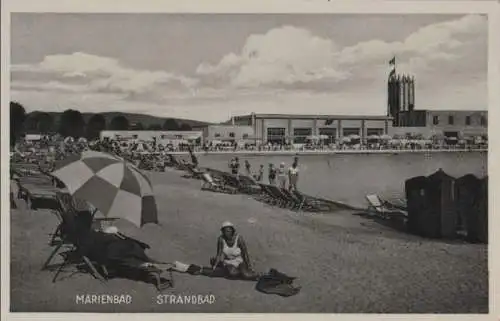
left=99, top=130, right=203, bottom=145
left=231, top=113, right=393, bottom=144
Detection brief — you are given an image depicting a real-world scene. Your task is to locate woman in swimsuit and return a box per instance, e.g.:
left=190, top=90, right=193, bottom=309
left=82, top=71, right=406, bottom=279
left=212, top=221, right=258, bottom=280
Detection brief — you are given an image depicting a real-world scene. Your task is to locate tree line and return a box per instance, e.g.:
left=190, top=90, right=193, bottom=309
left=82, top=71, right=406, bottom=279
left=10, top=101, right=193, bottom=146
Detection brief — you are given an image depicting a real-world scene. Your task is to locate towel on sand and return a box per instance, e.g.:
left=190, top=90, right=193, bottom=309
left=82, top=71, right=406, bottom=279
left=255, top=268, right=301, bottom=297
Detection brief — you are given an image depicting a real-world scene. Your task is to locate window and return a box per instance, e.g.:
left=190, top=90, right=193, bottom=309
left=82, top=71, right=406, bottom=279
left=481, top=116, right=487, bottom=126
left=367, top=128, right=384, bottom=136
left=342, top=128, right=360, bottom=137
left=448, top=116, right=454, bottom=125
left=293, top=128, right=312, bottom=144
left=433, top=116, right=439, bottom=125
left=267, top=128, right=286, bottom=144
left=242, top=134, right=249, bottom=139
left=319, top=128, right=336, bottom=142
left=465, top=116, right=471, bottom=126
left=229, top=132, right=235, bottom=138
left=214, top=133, right=221, bottom=138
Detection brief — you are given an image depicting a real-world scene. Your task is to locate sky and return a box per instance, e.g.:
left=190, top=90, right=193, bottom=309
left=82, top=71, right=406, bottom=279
left=10, top=13, right=488, bottom=122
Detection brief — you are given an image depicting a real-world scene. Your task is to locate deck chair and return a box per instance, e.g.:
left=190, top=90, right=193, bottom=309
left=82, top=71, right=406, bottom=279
left=237, top=175, right=262, bottom=194
left=16, top=176, right=59, bottom=209
left=42, top=192, right=108, bottom=283
left=292, top=190, right=325, bottom=212
left=365, top=194, right=408, bottom=220
left=256, top=183, right=279, bottom=205
left=44, top=192, right=174, bottom=291
left=262, top=184, right=295, bottom=208
left=201, top=172, right=237, bottom=194
left=281, top=189, right=305, bottom=211
left=182, top=164, right=205, bottom=179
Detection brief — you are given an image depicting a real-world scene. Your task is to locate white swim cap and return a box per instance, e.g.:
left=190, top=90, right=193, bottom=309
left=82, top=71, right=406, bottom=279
left=221, top=221, right=234, bottom=229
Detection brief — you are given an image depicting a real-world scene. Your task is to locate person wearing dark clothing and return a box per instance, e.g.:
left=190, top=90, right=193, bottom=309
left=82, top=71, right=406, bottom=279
left=187, top=145, right=199, bottom=168
left=268, top=163, right=277, bottom=185
left=229, top=157, right=240, bottom=175
left=244, top=160, right=252, bottom=176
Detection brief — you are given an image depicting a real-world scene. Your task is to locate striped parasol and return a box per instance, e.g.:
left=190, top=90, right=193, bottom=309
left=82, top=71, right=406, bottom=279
left=51, top=150, right=158, bottom=227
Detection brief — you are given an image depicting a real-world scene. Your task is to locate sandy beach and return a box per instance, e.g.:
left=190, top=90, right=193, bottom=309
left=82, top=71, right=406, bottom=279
left=10, top=166, right=488, bottom=313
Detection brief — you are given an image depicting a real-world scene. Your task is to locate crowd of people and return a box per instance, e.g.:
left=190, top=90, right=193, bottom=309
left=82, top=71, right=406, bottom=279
left=228, top=156, right=300, bottom=191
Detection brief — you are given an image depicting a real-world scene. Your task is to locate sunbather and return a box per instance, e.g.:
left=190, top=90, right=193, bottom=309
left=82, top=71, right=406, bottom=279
left=69, top=211, right=172, bottom=288
left=210, top=221, right=258, bottom=280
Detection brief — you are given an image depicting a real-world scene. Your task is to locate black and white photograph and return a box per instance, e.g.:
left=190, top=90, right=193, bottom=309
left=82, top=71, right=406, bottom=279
left=3, top=0, right=495, bottom=316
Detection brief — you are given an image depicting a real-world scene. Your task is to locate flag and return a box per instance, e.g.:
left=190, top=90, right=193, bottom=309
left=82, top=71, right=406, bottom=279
left=389, top=56, right=396, bottom=65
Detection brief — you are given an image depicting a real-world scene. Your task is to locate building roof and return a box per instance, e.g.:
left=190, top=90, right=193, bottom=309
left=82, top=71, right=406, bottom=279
left=233, top=113, right=393, bottom=121
left=418, top=109, right=488, bottom=114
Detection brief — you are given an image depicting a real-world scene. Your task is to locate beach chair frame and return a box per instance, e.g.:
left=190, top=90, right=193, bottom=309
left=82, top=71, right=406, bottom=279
left=365, top=194, right=408, bottom=220
left=44, top=192, right=174, bottom=291
left=42, top=192, right=108, bottom=283
left=292, top=190, right=325, bottom=212
left=201, top=172, right=237, bottom=194
left=237, top=175, right=262, bottom=195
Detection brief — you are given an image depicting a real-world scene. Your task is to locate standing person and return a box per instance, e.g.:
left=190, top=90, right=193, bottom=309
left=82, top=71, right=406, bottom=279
left=229, top=157, right=240, bottom=176
left=244, top=160, right=252, bottom=176
left=187, top=145, right=199, bottom=169
left=288, top=159, right=300, bottom=191
left=277, top=162, right=287, bottom=189
left=268, top=163, right=277, bottom=185
left=256, top=164, right=265, bottom=182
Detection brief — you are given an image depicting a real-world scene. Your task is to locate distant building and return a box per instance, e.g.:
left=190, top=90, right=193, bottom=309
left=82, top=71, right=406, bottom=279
left=231, top=113, right=393, bottom=144
left=389, top=110, right=488, bottom=138
left=193, top=125, right=255, bottom=144
left=386, top=60, right=487, bottom=138
left=99, top=130, right=203, bottom=144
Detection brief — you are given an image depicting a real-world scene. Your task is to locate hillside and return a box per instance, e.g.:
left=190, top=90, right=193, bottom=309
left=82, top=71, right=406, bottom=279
left=28, top=111, right=213, bottom=128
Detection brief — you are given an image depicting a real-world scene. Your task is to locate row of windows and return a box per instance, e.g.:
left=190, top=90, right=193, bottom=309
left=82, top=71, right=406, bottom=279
left=213, top=132, right=249, bottom=139
left=266, top=127, right=384, bottom=143
left=115, top=134, right=190, bottom=140
left=432, top=115, right=487, bottom=126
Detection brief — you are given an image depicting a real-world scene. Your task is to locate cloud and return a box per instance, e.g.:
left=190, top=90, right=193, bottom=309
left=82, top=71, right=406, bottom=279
left=197, top=14, right=486, bottom=90
left=11, top=52, right=198, bottom=97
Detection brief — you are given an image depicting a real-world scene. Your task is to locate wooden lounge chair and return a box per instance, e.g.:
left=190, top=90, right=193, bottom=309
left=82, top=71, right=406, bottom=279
left=258, top=184, right=295, bottom=208
left=237, top=175, right=262, bottom=194
left=281, top=189, right=306, bottom=211
left=256, top=183, right=278, bottom=205
left=201, top=172, right=237, bottom=194
left=365, top=194, right=408, bottom=220
left=43, top=192, right=174, bottom=291
left=182, top=164, right=205, bottom=179
left=16, top=176, right=59, bottom=210
left=292, top=190, right=325, bottom=212
left=42, top=193, right=108, bottom=283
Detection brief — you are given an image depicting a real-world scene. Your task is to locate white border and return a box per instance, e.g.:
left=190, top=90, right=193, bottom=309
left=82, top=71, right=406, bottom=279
left=1, top=1, right=499, bottom=321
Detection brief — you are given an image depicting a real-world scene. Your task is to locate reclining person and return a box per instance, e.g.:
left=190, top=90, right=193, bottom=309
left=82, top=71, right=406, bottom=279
left=68, top=208, right=172, bottom=289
